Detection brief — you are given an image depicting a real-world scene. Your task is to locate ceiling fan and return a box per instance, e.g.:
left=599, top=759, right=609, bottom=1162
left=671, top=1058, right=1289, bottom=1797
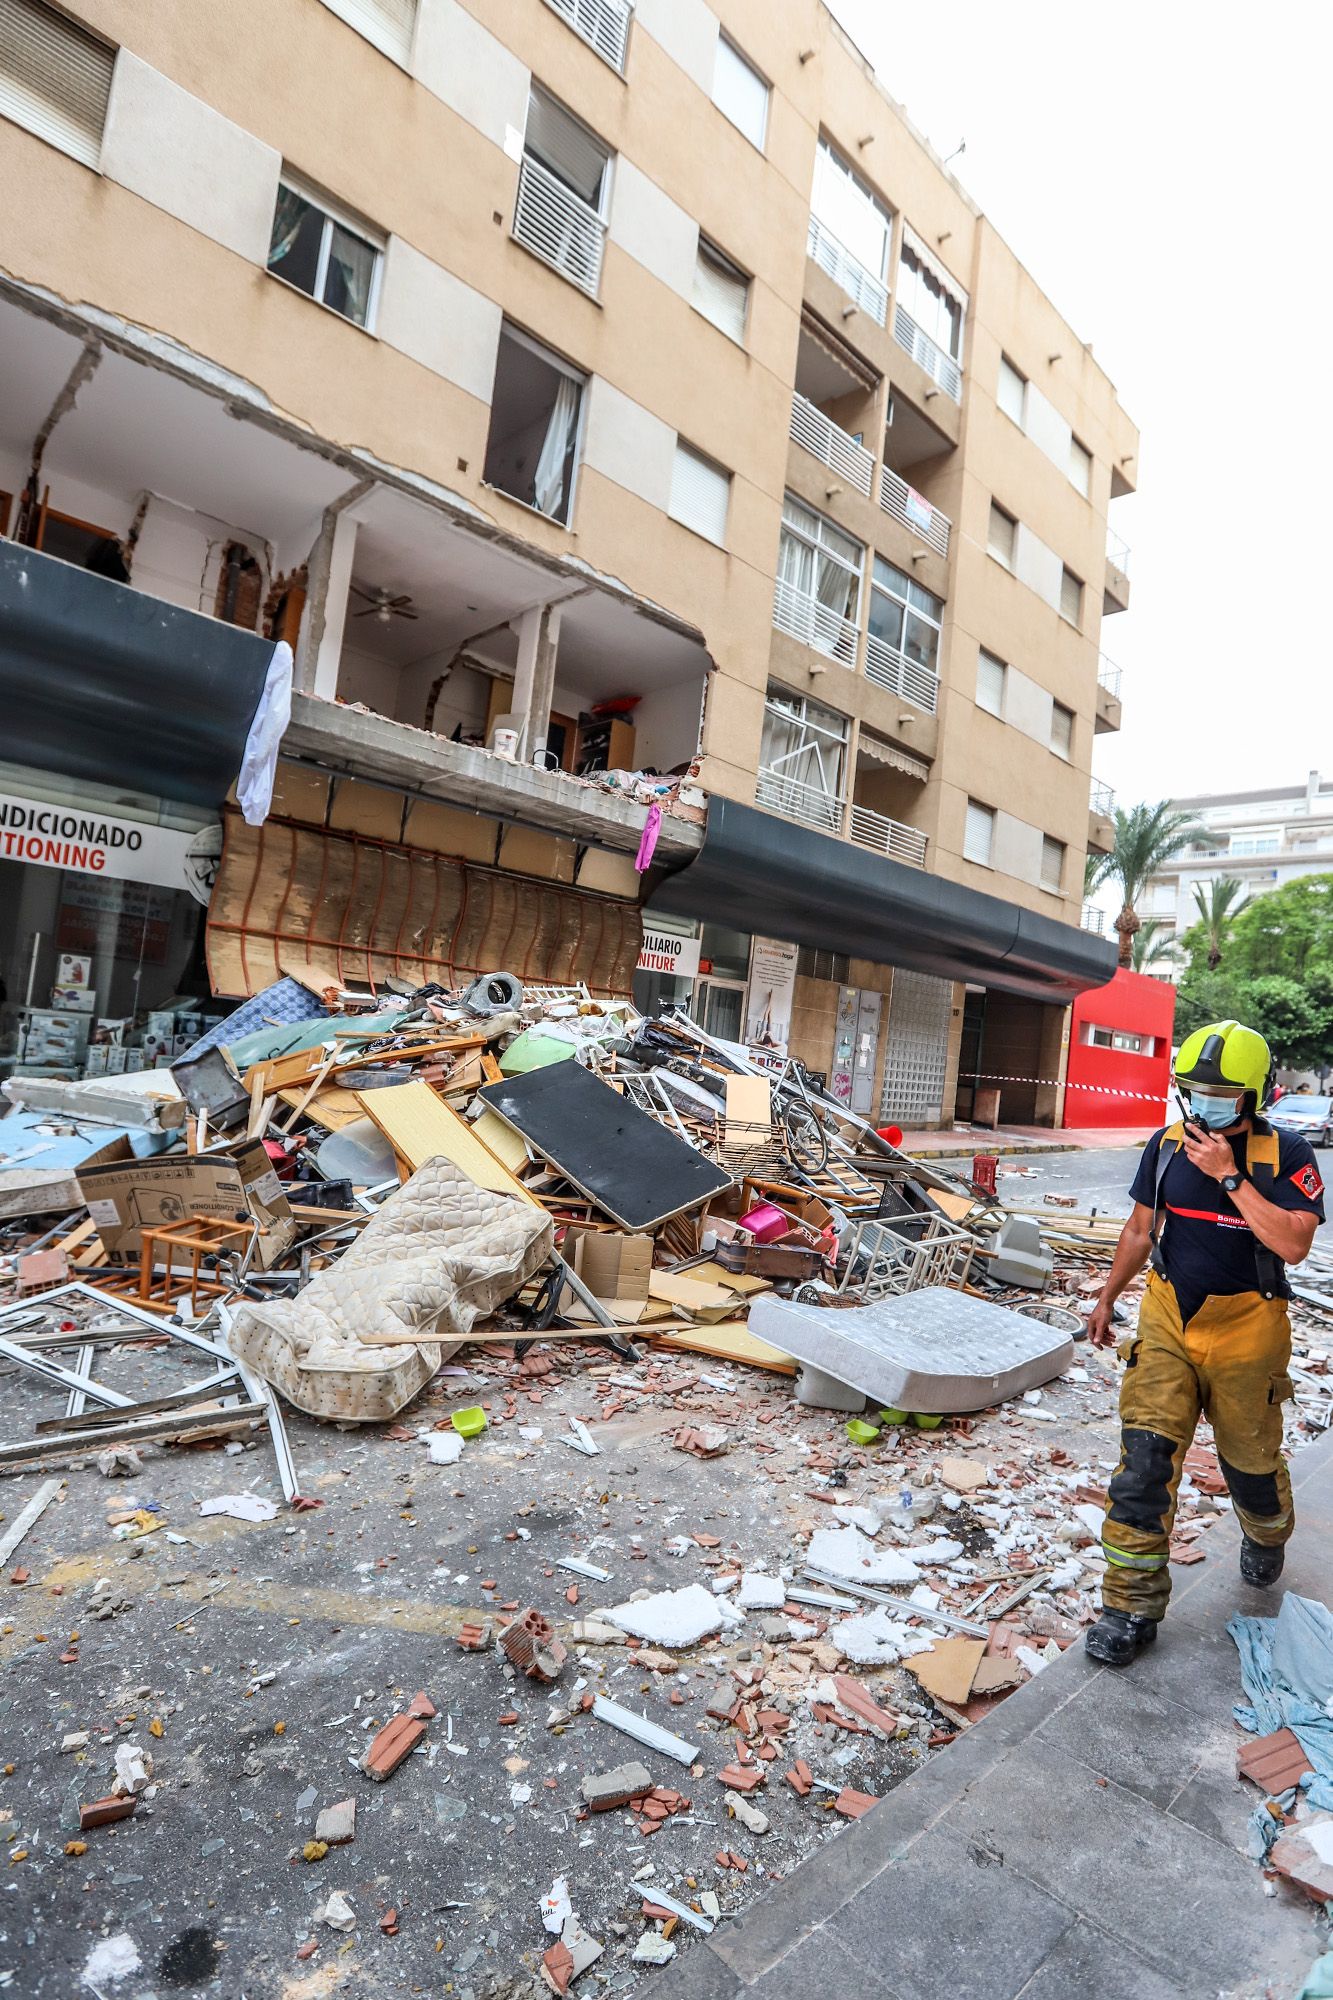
left=350, top=580, right=419, bottom=625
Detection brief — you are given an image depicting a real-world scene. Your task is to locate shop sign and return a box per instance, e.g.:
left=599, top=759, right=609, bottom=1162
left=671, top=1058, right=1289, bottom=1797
left=0, top=792, right=199, bottom=891
left=745, top=937, right=799, bottom=1054
left=637, top=929, right=702, bottom=978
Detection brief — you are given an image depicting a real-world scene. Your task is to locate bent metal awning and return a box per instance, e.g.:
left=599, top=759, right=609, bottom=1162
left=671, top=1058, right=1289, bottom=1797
left=650, top=797, right=1118, bottom=1006
left=0, top=540, right=275, bottom=807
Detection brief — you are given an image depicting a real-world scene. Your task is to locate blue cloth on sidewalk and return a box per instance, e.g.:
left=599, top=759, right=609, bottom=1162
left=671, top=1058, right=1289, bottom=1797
left=1229, top=1594, right=1333, bottom=1810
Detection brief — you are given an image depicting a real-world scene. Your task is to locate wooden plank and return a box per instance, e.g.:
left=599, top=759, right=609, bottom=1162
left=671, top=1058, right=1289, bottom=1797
left=0, top=1478, right=63, bottom=1567
left=648, top=1271, right=738, bottom=1318
left=926, top=1188, right=977, bottom=1223
left=277, top=1084, right=364, bottom=1133
left=471, top=1108, right=530, bottom=1175
left=648, top=1322, right=796, bottom=1375
left=240, top=1049, right=324, bottom=1094
left=277, top=1053, right=339, bottom=1134
left=352, top=1082, right=540, bottom=1205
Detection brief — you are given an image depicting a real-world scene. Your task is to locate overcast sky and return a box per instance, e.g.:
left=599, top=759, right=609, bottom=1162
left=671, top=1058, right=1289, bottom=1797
left=826, top=0, right=1333, bottom=810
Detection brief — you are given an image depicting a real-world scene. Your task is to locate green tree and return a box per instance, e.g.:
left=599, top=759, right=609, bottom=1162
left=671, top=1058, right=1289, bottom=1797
left=1130, top=918, right=1179, bottom=975
left=1191, top=876, right=1249, bottom=970
left=1092, top=801, right=1209, bottom=969
left=1239, top=973, right=1333, bottom=1071
left=1219, top=874, right=1333, bottom=984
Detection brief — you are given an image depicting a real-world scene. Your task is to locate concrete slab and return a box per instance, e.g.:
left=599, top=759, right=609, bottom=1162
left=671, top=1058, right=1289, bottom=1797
left=747, top=1289, right=1074, bottom=1414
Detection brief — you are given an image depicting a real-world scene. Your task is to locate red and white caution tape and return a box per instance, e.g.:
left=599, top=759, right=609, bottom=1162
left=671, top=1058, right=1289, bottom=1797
left=962, top=1071, right=1168, bottom=1105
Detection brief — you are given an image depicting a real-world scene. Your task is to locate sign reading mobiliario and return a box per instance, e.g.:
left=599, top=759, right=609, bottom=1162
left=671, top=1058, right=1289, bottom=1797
left=0, top=792, right=196, bottom=890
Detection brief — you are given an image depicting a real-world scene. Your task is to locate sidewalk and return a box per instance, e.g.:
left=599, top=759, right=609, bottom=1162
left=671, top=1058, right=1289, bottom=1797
left=899, top=1124, right=1156, bottom=1160
left=661, top=1425, right=1333, bottom=2000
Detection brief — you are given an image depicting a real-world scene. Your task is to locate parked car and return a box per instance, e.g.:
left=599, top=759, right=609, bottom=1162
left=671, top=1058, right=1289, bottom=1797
left=1269, top=1094, right=1333, bottom=1146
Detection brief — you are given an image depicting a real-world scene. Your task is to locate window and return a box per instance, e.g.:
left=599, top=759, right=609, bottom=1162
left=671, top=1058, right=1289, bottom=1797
left=1041, top=834, right=1066, bottom=892
left=1088, top=1025, right=1153, bottom=1056
left=964, top=800, right=995, bottom=866
left=1230, top=833, right=1281, bottom=856
left=670, top=442, right=730, bottom=545
left=797, top=947, right=851, bottom=983
left=810, top=140, right=891, bottom=289
left=898, top=240, right=963, bottom=361
left=0, top=0, right=113, bottom=169
left=542, top=0, right=632, bottom=73
left=1050, top=701, right=1074, bottom=758
left=775, top=495, right=864, bottom=665
left=977, top=650, right=1006, bottom=717
left=868, top=558, right=943, bottom=678
left=318, top=0, right=416, bottom=63
left=267, top=179, right=383, bottom=329
left=1060, top=566, right=1083, bottom=626
left=514, top=86, right=611, bottom=297
left=997, top=356, right=1027, bottom=427
left=483, top=323, right=586, bottom=525
left=1069, top=435, right=1092, bottom=498
left=757, top=689, right=849, bottom=832
left=693, top=235, right=750, bottom=343
left=712, top=36, right=768, bottom=149
left=988, top=502, right=1016, bottom=569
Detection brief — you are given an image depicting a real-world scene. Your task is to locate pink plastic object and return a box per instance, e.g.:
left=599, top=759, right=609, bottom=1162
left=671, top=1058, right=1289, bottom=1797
left=737, top=1202, right=788, bottom=1243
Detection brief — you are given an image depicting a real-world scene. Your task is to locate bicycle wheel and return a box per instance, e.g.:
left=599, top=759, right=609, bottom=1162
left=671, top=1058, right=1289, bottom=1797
left=783, top=1099, right=828, bottom=1173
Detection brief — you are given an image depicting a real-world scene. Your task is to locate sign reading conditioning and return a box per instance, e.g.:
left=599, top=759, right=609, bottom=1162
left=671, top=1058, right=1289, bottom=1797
left=0, top=792, right=196, bottom=891
left=637, top=929, right=702, bottom=979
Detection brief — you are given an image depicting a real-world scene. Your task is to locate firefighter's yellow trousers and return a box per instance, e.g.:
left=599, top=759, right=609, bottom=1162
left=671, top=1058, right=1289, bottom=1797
left=1100, top=1273, right=1295, bottom=1621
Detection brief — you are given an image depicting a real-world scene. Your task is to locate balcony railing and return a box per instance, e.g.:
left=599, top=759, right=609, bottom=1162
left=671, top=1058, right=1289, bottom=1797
left=1097, top=653, right=1123, bottom=699
left=513, top=154, right=607, bottom=298
left=756, top=767, right=845, bottom=834
left=790, top=393, right=874, bottom=498
left=1106, top=528, right=1131, bottom=574
left=772, top=575, right=860, bottom=666
left=542, top=0, right=632, bottom=70
left=806, top=213, right=889, bottom=326
left=1081, top=903, right=1106, bottom=934
left=849, top=805, right=928, bottom=867
left=864, top=631, right=939, bottom=714
left=893, top=304, right=962, bottom=403
left=1090, top=779, right=1116, bottom=817
left=880, top=464, right=950, bottom=557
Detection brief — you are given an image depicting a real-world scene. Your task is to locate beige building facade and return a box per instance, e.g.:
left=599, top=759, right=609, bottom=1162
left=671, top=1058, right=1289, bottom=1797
left=0, top=0, right=1136, bottom=1124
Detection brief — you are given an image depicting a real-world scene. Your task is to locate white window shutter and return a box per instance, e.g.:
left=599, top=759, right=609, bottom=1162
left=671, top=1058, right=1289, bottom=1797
left=694, top=240, right=748, bottom=342
left=712, top=37, right=768, bottom=148
left=976, top=652, right=1006, bottom=717
left=0, top=0, right=113, bottom=169
left=670, top=443, right=730, bottom=544
left=964, top=801, right=994, bottom=865
left=319, top=0, right=417, bottom=64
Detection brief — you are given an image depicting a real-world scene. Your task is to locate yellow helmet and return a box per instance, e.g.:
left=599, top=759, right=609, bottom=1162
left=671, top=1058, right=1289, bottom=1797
left=1174, top=1020, right=1274, bottom=1110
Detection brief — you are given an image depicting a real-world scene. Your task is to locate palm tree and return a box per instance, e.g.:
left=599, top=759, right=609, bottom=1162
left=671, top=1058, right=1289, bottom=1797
left=1096, top=801, right=1208, bottom=968
left=1131, top=918, right=1179, bottom=975
left=1191, top=876, right=1249, bottom=970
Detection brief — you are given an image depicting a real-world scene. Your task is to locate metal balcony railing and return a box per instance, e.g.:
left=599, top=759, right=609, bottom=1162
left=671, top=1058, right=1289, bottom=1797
left=864, top=631, right=939, bottom=714
left=848, top=805, right=928, bottom=867
left=772, top=575, right=860, bottom=666
left=1081, top=903, right=1106, bottom=934
left=893, top=304, right=963, bottom=403
left=879, top=464, right=951, bottom=557
left=756, top=767, right=845, bottom=834
left=789, top=393, right=874, bottom=497
left=513, top=153, right=607, bottom=298
left=542, top=0, right=632, bottom=69
left=1106, top=528, right=1131, bottom=574
left=1097, top=653, right=1123, bottom=699
left=1090, top=779, right=1116, bottom=817
left=806, top=213, right=889, bottom=326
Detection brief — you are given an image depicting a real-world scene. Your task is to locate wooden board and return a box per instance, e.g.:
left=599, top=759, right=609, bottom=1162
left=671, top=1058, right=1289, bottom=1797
left=277, top=1084, right=365, bottom=1133
left=648, top=1271, right=738, bottom=1319
left=649, top=1321, right=796, bottom=1375
left=687, top=1259, right=772, bottom=1297
left=471, top=1108, right=530, bottom=1174
left=353, top=1081, right=540, bottom=1206
left=724, top=1075, right=772, bottom=1148
left=927, top=1188, right=977, bottom=1223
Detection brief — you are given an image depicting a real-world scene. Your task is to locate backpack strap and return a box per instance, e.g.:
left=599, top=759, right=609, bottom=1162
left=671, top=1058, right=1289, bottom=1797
left=1246, top=1122, right=1284, bottom=1300
left=1149, top=1123, right=1184, bottom=1279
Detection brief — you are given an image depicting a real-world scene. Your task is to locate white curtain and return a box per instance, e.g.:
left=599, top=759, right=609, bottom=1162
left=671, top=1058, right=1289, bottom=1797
left=533, top=378, right=580, bottom=517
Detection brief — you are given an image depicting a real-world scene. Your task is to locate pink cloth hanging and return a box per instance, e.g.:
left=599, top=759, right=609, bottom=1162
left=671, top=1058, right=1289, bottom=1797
left=634, top=804, right=662, bottom=873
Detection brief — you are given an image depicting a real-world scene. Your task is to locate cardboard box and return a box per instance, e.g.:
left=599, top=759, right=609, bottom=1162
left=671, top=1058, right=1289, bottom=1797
left=56, top=953, right=92, bottom=988
left=566, top=1227, right=653, bottom=1302
left=50, top=985, right=96, bottom=1013
left=77, top=1138, right=296, bottom=1269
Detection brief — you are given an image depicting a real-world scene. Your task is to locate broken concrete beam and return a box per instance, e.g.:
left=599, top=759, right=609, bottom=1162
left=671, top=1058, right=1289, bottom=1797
left=360, top=1714, right=426, bottom=1781
left=581, top=1761, right=653, bottom=1812
left=499, top=1607, right=568, bottom=1683
left=79, top=1794, right=137, bottom=1830
left=314, top=1798, right=356, bottom=1846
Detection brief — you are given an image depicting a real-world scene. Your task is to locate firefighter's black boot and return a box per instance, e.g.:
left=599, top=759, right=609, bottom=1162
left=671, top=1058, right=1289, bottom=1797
left=1084, top=1608, right=1159, bottom=1667
left=1240, top=1537, right=1285, bottom=1588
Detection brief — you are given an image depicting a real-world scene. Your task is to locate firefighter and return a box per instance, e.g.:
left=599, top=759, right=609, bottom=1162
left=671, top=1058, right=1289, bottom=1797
left=1084, top=1020, right=1325, bottom=1666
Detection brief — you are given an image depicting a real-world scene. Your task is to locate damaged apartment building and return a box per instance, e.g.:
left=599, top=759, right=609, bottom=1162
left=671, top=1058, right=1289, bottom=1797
left=0, top=0, right=1135, bottom=1126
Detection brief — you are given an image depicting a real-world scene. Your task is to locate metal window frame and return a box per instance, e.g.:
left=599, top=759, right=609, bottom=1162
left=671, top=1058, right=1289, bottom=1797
left=270, top=175, right=385, bottom=332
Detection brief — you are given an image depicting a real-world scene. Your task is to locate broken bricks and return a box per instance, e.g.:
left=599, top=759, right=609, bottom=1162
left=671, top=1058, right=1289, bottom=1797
left=360, top=1713, right=426, bottom=1782
left=499, top=1606, right=568, bottom=1684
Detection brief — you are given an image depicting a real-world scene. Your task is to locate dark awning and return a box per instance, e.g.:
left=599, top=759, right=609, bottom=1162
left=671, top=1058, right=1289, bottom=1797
left=651, top=797, right=1118, bottom=1005
left=0, top=541, right=274, bottom=806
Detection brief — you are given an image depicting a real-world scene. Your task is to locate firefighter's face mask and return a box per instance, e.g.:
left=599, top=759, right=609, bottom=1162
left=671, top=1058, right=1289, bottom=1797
left=1186, top=1088, right=1245, bottom=1131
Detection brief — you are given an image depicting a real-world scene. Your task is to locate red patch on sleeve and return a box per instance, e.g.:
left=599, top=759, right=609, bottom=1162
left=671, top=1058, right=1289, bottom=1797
left=1291, top=1163, right=1325, bottom=1200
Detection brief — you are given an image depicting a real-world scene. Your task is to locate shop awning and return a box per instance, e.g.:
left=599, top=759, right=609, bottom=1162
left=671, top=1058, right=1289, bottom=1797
left=0, top=541, right=274, bottom=807
left=650, top=798, right=1117, bottom=1006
